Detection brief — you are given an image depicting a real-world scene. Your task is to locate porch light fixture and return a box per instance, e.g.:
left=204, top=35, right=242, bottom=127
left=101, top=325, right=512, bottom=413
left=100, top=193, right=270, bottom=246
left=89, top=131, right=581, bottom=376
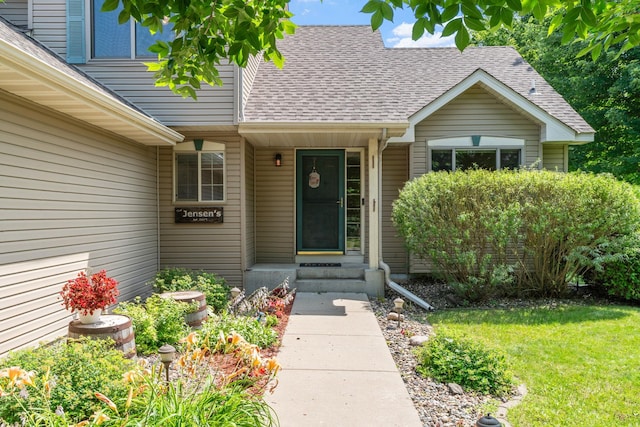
left=274, top=153, right=282, bottom=167
left=158, top=344, right=176, bottom=383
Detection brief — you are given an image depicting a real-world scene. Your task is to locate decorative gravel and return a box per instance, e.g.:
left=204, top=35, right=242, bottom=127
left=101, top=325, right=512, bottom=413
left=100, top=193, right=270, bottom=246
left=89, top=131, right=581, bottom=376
left=369, top=279, right=609, bottom=427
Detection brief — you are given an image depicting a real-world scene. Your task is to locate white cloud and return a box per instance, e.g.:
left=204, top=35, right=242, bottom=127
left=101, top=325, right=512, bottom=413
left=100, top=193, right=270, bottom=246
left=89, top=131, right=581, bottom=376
left=387, top=22, right=456, bottom=48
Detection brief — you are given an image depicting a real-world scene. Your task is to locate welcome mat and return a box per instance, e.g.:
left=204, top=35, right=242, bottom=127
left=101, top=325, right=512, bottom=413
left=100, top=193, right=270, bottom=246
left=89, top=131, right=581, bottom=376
left=299, top=263, right=342, bottom=267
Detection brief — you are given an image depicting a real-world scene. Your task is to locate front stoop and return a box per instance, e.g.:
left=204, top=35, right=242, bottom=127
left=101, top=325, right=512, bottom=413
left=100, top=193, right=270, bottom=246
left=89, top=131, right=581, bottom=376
left=243, top=264, right=384, bottom=297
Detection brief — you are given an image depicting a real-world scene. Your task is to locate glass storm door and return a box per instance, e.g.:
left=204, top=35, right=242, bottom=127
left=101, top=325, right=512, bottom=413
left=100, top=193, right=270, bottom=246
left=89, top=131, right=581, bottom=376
left=296, top=150, right=345, bottom=254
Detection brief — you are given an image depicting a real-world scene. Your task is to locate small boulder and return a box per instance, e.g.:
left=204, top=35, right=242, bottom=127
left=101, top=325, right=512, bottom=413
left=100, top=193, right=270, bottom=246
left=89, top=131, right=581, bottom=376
left=387, top=312, right=405, bottom=321
left=448, top=383, right=464, bottom=395
left=409, top=335, right=430, bottom=346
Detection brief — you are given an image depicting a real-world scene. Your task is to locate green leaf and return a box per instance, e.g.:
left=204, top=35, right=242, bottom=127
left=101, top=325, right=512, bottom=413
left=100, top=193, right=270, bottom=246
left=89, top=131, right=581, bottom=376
left=461, top=2, right=483, bottom=20
left=282, top=20, right=296, bottom=35
left=501, top=8, right=513, bottom=27
left=455, top=25, right=470, bottom=50
left=441, top=4, right=459, bottom=22
left=380, top=2, right=394, bottom=21
left=441, top=18, right=462, bottom=38
left=360, top=0, right=381, bottom=14
left=505, top=0, right=522, bottom=12
left=371, top=10, right=384, bottom=30
left=590, top=43, right=602, bottom=61
left=101, top=0, right=120, bottom=12
left=529, top=1, right=546, bottom=20
left=412, top=20, right=425, bottom=40
left=117, top=9, right=130, bottom=24
left=581, top=6, right=597, bottom=27
left=464, top=16, right=487, bottom=32
left=548, top=13, right=563, bottom=34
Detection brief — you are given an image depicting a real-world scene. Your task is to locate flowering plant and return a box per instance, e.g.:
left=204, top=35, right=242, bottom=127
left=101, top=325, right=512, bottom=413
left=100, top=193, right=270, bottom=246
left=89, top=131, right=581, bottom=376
left=60, top=270, right=119, bottom=315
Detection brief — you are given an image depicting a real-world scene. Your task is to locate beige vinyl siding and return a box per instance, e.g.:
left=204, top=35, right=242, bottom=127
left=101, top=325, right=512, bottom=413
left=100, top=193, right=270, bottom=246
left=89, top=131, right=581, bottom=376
left=412, top=85, right=541, bottom=178
left=158, top=136, right=243, bottom=285
left=31, top=0, right=66, bottom=56
left=255, top=147, right=295, bottom=263
left=381, top=144, right=409, bottom=273
left=542, top=144, right=567, bottom=172
left=244, top=141, right=255, bottom=267
left=0, top=91, right=159, bottom=357
left=0, top=0, right=28, bottom=27
left=410, top=85, right=541, bottom=274
left=79, top=62, right=236, bottom=126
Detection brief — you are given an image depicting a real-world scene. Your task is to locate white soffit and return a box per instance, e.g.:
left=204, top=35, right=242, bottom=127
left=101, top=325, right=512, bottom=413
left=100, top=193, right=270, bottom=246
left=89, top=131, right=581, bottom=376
left=0, top=38, right=183, bottom=146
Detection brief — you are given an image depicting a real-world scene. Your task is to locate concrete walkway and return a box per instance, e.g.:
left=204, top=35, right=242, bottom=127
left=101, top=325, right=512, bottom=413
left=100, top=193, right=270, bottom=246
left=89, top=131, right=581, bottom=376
left=265, top=292, right=422, bottom=427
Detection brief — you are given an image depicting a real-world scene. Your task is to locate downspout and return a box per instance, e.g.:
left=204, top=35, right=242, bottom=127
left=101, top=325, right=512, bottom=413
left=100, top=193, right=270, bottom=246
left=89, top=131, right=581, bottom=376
left=378, top=129, right=434, bottom=311
left=156, top=146, right=161, bottom=273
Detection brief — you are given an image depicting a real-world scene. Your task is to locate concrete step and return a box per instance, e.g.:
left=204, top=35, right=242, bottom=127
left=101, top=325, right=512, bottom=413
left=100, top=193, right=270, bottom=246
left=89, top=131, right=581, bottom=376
left=293, top=279, right=369, bottom=293
left=296, top=266, right=365, bottom=280
left=295, top=254, right=364, bottom=264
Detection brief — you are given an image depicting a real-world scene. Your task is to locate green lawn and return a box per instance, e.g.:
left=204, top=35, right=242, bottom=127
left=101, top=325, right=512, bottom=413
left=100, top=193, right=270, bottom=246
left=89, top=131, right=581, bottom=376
left=425, top=304, right=640, bottom=426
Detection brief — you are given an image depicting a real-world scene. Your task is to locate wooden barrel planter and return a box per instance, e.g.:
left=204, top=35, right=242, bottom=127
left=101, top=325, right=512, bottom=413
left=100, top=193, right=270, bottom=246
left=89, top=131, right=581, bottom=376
left=161, top=291, right=208, bottom=329
left=68, top=315, right=136, bottom=358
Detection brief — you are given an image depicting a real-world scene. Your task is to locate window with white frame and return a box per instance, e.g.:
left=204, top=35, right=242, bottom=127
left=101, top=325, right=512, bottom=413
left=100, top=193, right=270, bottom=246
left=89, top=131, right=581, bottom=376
left=174, top=141, right=225, bottom=202
left=429, top=136, right=524, bottom=171
left=92, top=0, right=173, bottom=58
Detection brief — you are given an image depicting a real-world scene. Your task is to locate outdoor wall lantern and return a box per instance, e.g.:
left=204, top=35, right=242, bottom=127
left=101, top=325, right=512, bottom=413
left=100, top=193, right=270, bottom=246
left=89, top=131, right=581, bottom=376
left=158, top=343, right=176, bottom=383
left=274, top=153, right=282, bottom=167
left=393, top=297, right=405, bottom=327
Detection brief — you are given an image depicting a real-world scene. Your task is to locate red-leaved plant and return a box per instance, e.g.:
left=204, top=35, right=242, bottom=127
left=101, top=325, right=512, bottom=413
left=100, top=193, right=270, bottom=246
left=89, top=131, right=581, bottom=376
left=60, top=270, right=119, bottom=315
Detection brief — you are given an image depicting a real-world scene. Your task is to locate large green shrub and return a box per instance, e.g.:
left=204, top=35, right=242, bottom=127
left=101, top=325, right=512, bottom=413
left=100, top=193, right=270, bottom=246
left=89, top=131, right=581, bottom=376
left=415, top=330, right=515, bottom=396
left=115, top=294, right=190, bottom=354
left=392, top=169, right=640, bottom=299
left=0, top=338, right=134, bottom=424
left=585, top=239, right=640, bottom=301
left=152, top=267, right=229, bottom=312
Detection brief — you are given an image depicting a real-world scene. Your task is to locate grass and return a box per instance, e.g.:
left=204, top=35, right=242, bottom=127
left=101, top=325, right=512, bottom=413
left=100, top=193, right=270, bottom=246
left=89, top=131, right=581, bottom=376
left=425, top=304, right=640, bottom=426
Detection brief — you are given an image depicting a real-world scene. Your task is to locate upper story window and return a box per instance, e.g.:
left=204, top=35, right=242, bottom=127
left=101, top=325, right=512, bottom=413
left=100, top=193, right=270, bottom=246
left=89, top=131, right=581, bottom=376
left=429, top=136, right=524, bottom=171
left=174, top=141, right=226, bottom=202
left=92, top=0, right=173, bottom=59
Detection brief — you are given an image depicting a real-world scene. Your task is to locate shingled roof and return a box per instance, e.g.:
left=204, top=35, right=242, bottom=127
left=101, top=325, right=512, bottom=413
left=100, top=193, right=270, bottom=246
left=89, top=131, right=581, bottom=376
left=243, top=25, right=594, bottom=136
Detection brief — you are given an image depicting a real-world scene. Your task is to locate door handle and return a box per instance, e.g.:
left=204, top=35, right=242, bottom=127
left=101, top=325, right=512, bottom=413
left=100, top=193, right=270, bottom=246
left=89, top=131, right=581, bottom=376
left=336, top=197, right=343, bottom=208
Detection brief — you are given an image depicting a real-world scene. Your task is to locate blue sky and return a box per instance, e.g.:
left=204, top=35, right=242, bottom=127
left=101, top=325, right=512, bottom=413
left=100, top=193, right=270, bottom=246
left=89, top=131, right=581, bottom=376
left=288, top=0, right=455, bottom=48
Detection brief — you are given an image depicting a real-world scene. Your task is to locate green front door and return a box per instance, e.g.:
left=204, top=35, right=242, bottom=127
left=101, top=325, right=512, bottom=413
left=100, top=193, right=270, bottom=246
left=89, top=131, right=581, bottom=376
left=296, top=150, right=345, bottom=254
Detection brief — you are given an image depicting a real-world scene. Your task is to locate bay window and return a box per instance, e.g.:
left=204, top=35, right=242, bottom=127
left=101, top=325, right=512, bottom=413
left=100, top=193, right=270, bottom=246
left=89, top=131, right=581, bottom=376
left=429, top=136, right=524, bottom=171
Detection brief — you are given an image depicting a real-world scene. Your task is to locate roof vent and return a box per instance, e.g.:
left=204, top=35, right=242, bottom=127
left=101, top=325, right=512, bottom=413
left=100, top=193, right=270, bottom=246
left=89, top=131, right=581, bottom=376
left=530, top=79, right=537, bottom=95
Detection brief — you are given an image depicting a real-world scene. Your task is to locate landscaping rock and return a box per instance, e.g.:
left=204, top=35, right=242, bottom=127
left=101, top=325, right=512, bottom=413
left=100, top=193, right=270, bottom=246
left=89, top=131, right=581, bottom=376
left=386, top=312, right=405, bottom=321
left=448, top=383, right=465, bottom=395
left=409, top=335, right=429, bottom=346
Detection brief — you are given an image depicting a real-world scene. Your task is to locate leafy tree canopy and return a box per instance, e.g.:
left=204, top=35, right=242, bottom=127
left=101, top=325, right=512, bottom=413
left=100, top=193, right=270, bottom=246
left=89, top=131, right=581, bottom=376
left=473, top=16, right=640, bottom=184
left=105, top=0, right=294, bottom=98
left=107, top=0, right=640, bottom=97
left=362, top=0, right=640, bottom=59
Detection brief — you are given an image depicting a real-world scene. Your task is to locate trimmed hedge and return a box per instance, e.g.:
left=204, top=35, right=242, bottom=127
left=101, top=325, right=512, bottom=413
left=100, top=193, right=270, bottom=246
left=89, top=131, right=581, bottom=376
left=392, top=169, right=640, bottom=300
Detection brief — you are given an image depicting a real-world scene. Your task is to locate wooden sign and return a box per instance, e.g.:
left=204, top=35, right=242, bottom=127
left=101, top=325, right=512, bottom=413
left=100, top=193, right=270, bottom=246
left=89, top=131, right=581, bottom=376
left=175, top=207, right=223, bottom=223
